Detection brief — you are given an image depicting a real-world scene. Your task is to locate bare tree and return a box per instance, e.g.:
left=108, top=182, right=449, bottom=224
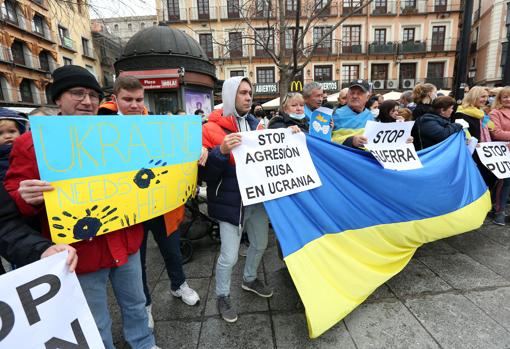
left=195, top=0, right=374, bottom=102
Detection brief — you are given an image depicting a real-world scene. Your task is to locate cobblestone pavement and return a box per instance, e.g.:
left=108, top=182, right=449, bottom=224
left=112, top=218, right=510, bottom=349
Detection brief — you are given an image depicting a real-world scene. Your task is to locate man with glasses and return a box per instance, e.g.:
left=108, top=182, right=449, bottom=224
left=4, top=65, right=159, bottom=349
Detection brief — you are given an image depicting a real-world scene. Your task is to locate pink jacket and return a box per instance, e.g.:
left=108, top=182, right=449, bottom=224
left=489, top=108, right=510, bottom=141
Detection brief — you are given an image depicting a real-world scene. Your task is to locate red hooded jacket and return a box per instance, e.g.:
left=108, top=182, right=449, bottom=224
left=4, top=132, right=144, bottom=274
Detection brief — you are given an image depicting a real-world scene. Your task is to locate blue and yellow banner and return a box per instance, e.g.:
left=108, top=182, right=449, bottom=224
left=264, top=132, right=490, bottom=338
left=30, top=115, right=202, bottom=244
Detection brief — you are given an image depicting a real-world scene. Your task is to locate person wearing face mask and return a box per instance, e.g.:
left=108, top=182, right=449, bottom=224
left=366, top=97, right=380, bottom=118
left=412, top=83, right=437, bottom=120
left=377, top=100, right=404, bottom=123
left=267, top=93, right=308, bottom=132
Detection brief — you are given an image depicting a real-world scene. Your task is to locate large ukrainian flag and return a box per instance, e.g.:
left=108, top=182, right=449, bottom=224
left=263, top=132, right=490, bottom=338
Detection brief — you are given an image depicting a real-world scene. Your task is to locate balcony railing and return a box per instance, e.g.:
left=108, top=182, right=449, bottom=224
left=426, top=38, right=457, bottom=52
left=399, top=40, right=427, bottom=53
left=339, top=42, right=364, bottom=54
left=428, top=1, right=461, bottom=12
left=341, top=4, right=367, bottom=16
left=370, top=1, right=397, bottom=15
left=190, top=6, right=217, bottom=21
left=60, top=36, right=75, bottom=50
left=368, top=42, right=397, bottom=54
left=399, top=1, right=427, bottom=15
left=424, top=77, right=453, bottom=90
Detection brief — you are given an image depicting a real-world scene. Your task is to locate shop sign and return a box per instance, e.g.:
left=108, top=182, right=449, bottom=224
left=140, top=77, right=180, bottom=89
left=254, top=83, right=278, bottom=95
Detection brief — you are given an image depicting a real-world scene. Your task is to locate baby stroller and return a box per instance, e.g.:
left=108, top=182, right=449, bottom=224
left=179, top=187, right=220, bottom=264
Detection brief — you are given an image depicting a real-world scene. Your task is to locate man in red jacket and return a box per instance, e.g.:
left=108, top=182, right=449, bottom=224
left=3, top=65, right=158, bottom=349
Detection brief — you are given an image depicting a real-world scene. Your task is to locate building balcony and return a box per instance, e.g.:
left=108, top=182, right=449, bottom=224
left=399, top=1, right=427, bottom=15
left=426, top=38, right=457, bottom=52
left=398, top=40, right=427, bottom=53
left=368, top=42, right=397, bottom=54
left=190, top=6, right=217, bottom=21
left=339, top=42, right=364, bottom=54
left=341, top=4, right=367, bottom=16
left=423, top=77, right=453, bottom=89
left=370, top=1, right=397, bottom=16
left=428, top=1, right=461, bottom=12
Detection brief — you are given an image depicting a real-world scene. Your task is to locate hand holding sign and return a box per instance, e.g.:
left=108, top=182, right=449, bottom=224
left=364, top=121, right=422, bottom=171
left=476, top=142, right=510, bottom=178
left=220, top=133, right=242, bottom=154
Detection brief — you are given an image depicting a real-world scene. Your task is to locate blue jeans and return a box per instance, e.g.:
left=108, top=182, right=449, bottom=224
left=495, top=178, right=510, bottom=213
left=78, top=251, right=155, bottom=349
left=140, top=215, right=186, bottom=306
left=216, top=203, right=269, bottom=297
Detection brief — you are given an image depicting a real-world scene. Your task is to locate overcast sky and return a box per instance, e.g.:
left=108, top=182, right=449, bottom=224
left=89, top=0, right=157, bottom=19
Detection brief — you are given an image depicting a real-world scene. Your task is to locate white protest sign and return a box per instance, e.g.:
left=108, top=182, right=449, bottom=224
left=364, top=120, right=423, bottom=171
left=232, top=129, right=322, bottom=205
left=0, top=251, right=104, bottom=348
left=476, top=142, right=510, bottom=179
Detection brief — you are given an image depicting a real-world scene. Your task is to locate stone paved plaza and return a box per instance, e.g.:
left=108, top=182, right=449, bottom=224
left=112, top=218, right=510, bottom=349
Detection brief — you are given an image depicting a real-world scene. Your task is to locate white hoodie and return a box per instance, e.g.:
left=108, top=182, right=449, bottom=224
left=222, top=76, right=252, bottom=132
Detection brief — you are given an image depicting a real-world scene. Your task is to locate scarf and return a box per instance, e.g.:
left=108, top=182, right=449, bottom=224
left=457, top=105, right=494, bottom=130
left=331, top=105, right=374, bottom=144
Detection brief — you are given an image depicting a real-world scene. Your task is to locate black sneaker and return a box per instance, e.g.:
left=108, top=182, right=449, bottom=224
left=242, top=278, right=273, bottom=298
left=217, top=296, right=237, bottom=323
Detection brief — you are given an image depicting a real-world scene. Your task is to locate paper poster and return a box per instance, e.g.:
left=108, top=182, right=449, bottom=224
left=476, top=142, right=510, bottom=179
left=364, top=120, right=422, bottom=171
left=185, top=90, right=212, bottom=116
left=309, top=107, right=333, bottom=141
left=232, top=129, right=322, bottom=205
left=0, top=252, right=104, bottom=348
left=30, top=115, right=202, bottom=244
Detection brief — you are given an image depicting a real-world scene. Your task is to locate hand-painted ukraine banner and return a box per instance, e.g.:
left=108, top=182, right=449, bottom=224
left=264, top=132, right=490, bottom=338
left=30, top=115, right=202, bottom=244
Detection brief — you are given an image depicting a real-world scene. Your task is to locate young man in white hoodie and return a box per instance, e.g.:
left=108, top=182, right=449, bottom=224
left=201, top=77, right=272, bottom=322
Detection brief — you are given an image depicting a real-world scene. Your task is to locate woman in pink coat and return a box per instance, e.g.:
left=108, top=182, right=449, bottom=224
left=489, top=86, right=510, bottom=225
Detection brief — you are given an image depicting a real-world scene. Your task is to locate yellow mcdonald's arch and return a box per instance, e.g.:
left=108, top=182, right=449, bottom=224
left=290, top=80, right=303, bottom=92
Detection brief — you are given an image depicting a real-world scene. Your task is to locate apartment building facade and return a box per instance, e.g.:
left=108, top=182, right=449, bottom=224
left=469, top=0, right=507, bottom=87
left=155, top=0, right=461, bottom=102
left=0, top=0, right=100, bottom=107
left=92, top=16, right=159, bottom=45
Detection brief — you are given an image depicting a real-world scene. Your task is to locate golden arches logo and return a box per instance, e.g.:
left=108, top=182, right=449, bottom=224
left=290, top=81, right=303, bottom=92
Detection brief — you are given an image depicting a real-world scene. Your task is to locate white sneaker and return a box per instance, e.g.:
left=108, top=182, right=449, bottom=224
left=170, top=281, right=200, bottom=306
left=146, top=304, right=154, bottom=329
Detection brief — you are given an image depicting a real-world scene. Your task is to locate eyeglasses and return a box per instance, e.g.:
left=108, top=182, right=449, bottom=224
left=282, top=92, right=300, bottom=106
left=68, top=89, right=100, bottom=103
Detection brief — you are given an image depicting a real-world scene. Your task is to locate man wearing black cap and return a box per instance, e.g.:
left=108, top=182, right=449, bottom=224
left=331, top=79, right=373, bottom=148
left=4, top=65, right=159, bottom=349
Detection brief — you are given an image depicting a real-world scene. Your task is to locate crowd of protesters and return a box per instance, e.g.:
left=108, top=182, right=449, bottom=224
left=0, top=62, right=509, bottom=349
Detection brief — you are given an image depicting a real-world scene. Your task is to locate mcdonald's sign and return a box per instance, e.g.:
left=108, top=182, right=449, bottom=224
left=290, top=80, right=303, bottom=92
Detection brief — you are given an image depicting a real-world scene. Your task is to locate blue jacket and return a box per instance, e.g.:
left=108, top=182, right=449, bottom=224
left=201, top=111, right=260, bottom=226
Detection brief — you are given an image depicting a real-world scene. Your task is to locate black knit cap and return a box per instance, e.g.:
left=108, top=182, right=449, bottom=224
left=50, top=65, right=103, bottom=103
